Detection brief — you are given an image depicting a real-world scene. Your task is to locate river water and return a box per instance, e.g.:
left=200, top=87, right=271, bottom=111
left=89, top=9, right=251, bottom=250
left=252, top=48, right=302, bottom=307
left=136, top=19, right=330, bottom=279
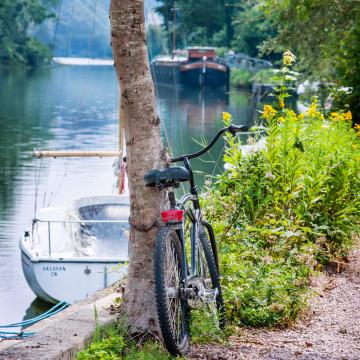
left=0, top=65, right=258, bottom=325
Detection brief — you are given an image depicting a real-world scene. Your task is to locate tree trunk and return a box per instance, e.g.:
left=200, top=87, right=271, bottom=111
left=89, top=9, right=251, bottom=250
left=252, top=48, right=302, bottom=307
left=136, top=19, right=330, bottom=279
left=110, top=0, right=166, bottom=334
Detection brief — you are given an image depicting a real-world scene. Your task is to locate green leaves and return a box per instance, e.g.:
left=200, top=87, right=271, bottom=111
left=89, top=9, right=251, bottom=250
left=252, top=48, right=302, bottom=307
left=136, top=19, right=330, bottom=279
left=202, top=93, right=359, bottom=327
left=0, top=0, right=54, bottom=66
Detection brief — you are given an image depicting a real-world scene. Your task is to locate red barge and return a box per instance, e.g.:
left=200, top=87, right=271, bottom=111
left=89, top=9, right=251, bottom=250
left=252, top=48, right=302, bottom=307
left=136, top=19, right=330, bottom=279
left=151, top=47, right=229, bottom=90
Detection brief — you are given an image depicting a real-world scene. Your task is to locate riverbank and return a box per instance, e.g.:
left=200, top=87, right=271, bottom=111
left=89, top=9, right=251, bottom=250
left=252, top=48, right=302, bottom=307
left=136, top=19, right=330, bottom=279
left=0, top=286, right=120, bottom=359
left=189, top=247, right=360, bottom=359
left=2, top=247, right=359, bottom=359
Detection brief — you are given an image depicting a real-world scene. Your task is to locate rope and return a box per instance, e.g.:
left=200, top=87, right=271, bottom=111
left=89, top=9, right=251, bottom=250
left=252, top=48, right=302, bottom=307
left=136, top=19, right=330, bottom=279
left=0, top=301, right=69, bottom=340
left=33, top=157, right=43, bottom=217
left=51, top=0, right=63, bottom=52
left=128, top=217, right=159, bottom=232
left=44, top=0, right=77, bottom=207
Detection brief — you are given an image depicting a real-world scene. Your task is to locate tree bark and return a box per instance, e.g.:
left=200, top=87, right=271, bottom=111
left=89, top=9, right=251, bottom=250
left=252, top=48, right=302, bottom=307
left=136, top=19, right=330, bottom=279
left=110, top=0, right=167, bottom=334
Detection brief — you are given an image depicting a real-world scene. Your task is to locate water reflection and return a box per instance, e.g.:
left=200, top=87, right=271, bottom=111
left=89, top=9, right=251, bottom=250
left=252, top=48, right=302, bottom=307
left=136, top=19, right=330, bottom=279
left=0, top=66, right=258, bottom=324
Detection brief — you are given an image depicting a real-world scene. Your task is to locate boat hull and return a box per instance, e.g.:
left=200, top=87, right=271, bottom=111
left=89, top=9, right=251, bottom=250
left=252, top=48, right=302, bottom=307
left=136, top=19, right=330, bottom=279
left=150, top=62, right=182, bottom=88
left=180, top=62, right=229, bottom=90
left=20, top=240, right=127, bottom=304
left=151, top=60, right=229, bottom=90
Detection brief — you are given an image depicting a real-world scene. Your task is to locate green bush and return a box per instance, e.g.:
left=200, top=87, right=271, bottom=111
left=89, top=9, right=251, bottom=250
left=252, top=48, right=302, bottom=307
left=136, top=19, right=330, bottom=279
left=230, top=68, right=253, bottom=88
left=251, top=69, right=280, bottom=85
left=203, top=92, right=359, bottom=327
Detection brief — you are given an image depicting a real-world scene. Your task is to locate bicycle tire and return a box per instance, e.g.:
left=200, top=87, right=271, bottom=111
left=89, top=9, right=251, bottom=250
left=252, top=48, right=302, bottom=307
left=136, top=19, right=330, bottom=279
left=198, top=225, right=226, bottom=328
left=154, top=226, right=190, bottom=355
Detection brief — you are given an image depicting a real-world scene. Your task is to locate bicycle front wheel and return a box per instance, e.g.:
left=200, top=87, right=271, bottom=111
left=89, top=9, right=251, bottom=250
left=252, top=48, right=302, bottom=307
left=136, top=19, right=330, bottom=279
left=154, top=226, right=189, bottom=355
left=198, top=225, right=226, bottom=328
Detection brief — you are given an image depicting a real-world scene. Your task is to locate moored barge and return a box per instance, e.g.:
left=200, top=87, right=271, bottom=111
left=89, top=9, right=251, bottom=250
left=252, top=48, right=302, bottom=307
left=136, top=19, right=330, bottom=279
left=151, top=47, right=229, bottom=90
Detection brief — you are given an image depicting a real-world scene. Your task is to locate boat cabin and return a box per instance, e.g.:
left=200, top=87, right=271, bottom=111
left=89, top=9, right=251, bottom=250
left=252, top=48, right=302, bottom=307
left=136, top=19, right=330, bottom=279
left=187, top=47, right=216, bottom=61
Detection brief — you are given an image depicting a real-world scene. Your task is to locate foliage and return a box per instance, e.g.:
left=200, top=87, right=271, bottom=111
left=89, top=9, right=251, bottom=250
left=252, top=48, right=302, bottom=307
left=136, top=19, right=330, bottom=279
left=155, top=0, right=236, bottom=49
left=147, top=25, right=168, bottom=60
left=190, top=308, right=227, bottom=344
left=260, top=0, right=360, bottom=123
left=251, top=69, right=279, bottom=85
left=77, top=322, right=174, bottom=360
left=231, top=1, right=275, bottom=58
left=230, top=68, right=252, bottom=88
left=0, top=0, right=56, bottom=66
left=202, top=57, right=360, bottom=326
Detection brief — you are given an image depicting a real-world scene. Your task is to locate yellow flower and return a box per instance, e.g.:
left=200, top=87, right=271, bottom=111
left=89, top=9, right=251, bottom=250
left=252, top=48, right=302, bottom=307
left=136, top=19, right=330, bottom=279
left=307, top=104, right=318, bottom=117
left=354, top=124, right=360, bottom=137
left=344, top=111, right=352, bottom=121
left=279, top=99, right=285, bottom=109
left=263, top=105, right=277, bottom=119
left=222, top=112, right=232, bottom=122
left=283, top=50, right=296, bottom=66
left=286, top=109, right=297, bottom=118
left=298, top=113, right=305, bottom=121
left=278, top=116, right=285, bottom=123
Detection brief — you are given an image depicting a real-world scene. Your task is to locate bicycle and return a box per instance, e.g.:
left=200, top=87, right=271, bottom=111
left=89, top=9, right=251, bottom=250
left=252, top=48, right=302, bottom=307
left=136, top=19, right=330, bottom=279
left=144, top=124, right=248, bottom=355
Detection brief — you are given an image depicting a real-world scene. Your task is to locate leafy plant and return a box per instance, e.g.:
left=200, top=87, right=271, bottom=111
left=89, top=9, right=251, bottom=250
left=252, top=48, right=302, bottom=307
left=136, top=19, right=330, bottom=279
left=230, top=68, right=253, bottom=88
left=77, top=321, right=174, bottom=360
left=0, top=0, right=56, bottom=66
left=202, top=52, right=360, bottom=326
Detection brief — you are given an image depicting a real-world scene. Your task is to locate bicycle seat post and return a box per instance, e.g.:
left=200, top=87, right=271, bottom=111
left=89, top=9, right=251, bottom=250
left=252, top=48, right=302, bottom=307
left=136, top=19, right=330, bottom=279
left=168, top=191, right=176, bottom=209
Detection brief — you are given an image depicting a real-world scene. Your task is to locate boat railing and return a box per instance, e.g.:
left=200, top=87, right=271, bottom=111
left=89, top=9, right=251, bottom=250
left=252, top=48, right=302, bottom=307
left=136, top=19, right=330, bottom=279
left=32, top=218, right=129, bottom=258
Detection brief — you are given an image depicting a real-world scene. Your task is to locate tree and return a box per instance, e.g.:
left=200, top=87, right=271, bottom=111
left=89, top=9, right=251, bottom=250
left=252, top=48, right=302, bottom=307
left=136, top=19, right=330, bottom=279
left=110, top=0, right=167, bottom=333
left=261, top=0, right=360, bottom=122
left=155, top=0, right=227, bottom=48
left=231, top=1, right=275, bottom=58
left=147, top=24, right=168, bottom=59
left=0, top=0, right=56, bottom=66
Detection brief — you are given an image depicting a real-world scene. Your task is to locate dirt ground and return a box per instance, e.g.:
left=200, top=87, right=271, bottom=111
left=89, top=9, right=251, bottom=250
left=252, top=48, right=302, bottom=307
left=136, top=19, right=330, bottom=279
left=189, top=249, right=360, bottom=360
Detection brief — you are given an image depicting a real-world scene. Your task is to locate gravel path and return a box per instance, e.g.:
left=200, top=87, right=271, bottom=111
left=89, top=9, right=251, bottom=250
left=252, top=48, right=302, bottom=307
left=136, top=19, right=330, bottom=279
left=189, top=249, right=360, bottom=360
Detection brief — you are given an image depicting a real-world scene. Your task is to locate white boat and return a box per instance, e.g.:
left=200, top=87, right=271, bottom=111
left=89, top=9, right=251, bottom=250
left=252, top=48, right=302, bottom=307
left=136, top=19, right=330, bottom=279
left=53, top=57, right=114, bottom=66
left=20, top=194, right=129, bottom=304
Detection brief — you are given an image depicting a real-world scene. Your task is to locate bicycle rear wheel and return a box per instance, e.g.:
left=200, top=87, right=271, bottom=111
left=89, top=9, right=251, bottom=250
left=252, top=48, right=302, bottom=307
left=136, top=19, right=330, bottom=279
left=154, top=226, right=189, bottom=355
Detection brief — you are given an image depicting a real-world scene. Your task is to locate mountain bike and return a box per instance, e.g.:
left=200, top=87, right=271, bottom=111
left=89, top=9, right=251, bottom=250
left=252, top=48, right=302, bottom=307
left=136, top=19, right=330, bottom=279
left=144, top=124, right=248, bottom=355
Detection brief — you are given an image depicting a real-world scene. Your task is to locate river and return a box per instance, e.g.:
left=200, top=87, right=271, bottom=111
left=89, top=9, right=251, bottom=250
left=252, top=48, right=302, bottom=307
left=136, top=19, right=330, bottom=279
left=0, top=65, right=258, bottom=325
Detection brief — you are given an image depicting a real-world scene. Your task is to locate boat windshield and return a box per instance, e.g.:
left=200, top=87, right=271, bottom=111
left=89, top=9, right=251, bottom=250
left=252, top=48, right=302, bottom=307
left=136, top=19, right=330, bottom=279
left=71, top=203, right=129, bottom=259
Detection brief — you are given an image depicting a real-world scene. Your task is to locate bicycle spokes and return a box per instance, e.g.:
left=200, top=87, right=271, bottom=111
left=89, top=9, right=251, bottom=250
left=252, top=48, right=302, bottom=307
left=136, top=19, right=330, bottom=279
left=164, top=238, right=183, bottom=342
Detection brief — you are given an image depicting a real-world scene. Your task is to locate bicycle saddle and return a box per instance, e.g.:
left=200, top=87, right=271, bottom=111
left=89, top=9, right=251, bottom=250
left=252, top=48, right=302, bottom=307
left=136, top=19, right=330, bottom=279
left=144, top=167, right=191, bottom=188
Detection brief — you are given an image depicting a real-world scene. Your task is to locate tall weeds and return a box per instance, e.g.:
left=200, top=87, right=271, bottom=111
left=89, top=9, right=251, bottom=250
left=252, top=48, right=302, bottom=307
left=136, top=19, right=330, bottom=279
left=203, top=54, right=359, bottom=326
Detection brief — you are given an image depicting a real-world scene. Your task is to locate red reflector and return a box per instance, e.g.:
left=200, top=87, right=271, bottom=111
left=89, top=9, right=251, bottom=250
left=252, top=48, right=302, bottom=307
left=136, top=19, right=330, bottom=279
left=161, top=210, right=184, bottom=223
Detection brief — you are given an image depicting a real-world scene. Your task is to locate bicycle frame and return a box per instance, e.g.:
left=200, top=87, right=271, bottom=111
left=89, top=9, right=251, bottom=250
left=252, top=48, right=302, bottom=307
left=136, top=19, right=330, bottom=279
left=169, top=156, right=203, bottom=283
left=163, top=125, right=248, bottom=291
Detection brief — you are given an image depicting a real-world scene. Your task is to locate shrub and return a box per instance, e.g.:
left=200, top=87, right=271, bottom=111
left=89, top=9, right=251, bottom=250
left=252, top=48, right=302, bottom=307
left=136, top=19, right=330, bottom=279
left=230, top=68, right=253, bottom=88
left=203, top=54, right=360, bottom=326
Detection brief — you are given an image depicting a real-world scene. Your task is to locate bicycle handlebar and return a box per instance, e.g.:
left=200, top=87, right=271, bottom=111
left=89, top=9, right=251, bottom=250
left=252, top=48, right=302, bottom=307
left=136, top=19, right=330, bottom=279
left=171, top=124, right=248, bottom=162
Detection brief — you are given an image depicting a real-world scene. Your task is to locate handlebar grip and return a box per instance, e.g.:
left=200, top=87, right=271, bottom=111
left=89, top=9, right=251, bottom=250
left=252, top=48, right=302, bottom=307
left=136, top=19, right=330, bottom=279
left=228, top=124, right=248, bottom=136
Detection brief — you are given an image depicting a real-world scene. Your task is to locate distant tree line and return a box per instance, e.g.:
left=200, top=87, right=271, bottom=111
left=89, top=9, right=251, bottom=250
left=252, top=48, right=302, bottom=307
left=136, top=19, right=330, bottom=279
left=155, top=0, right=274, bottom=58
left=0, top=0, right=56, bottom=67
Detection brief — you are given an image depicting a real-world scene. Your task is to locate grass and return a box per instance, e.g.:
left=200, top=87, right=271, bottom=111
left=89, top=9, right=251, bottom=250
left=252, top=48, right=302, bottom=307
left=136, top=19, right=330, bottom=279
left=77, top=322, right=175, bottom=360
